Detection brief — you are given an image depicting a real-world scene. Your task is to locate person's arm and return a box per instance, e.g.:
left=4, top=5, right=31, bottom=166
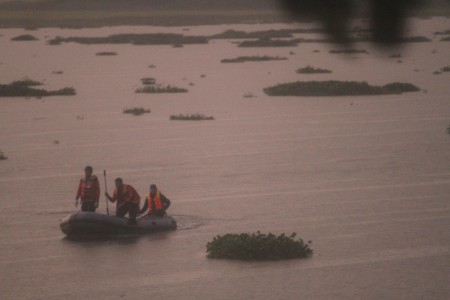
left=161, top=193, right=171, bottom=210
left=94, top=176, right=100, bottom=202
left=75, top=179, right=82, bottom=207
left=105, top=190, right=116, bottom=203
left=76, top=179, right=82, bottom=200
left=139, top=197, right=148, bottom=215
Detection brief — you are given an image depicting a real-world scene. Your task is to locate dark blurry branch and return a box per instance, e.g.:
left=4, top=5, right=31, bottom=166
left=279, top=0, right=427, bottom=46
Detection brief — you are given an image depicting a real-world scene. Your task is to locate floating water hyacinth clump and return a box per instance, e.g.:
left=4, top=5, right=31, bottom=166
left=141, top=78, right=156, bottom=85
left=296, top=65, right=332, bottom=74
left=0, top=78, right=76, bottom=97
left=11, top=34, right=38, bottom=41
left=264, top=80, right=420, bottom=97
left=221, top=55, right=287, bottom=63
left=135, top=85, right=188, bottom=93
left=170, top=113, right=214, bottom=121
left=96, top=51, right=117, bottom=56
left=329, top=49, right=368, bottom=54
left=206, top=232, right=313, bottom=260
left=123, top=107, right=151, bottom=116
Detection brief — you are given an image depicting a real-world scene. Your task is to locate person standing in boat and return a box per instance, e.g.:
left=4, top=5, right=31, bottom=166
left=139, top=184, right=171, bottom=217
left=105, top=178, right=140, bottom=225
left=75, top=165, right=100, bottom=212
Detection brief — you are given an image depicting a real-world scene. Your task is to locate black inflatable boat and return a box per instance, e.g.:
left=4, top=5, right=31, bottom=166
left=60, top=212, right=177, bottom=236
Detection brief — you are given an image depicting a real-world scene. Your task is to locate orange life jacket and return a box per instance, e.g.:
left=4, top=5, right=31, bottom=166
left=79, top=176, right=99, bottom=202
left=148, top=191, right=163, bottom=214
left=114, top=184, right=140, bottom=205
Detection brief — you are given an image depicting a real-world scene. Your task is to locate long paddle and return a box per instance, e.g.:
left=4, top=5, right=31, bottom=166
left=103, top=170, right=109, bottom=215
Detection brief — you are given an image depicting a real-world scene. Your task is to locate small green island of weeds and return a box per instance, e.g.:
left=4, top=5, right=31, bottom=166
left=264, top=80, right=420, bottom=96
left=141, top=77, right=156, bottom=85
left=0, top=78, right=76, bottom=97
left=206, top=232, right=313, bottom=260
left=221, top=55, right=287, bottom=63
left=135, top=85, right=188, bottom=93
left=123, top=107, right=151, bottom=116
left=329, top=49, right=368, bottom=54
left=11, top=34, right=38, bottom=41
left=170, top=113, right=214, bottom=121
left=238, top=38, right=298, bottom=47
left=297, top=65, right=332, bottom=74
left=96, top=51, right=117, bottom=56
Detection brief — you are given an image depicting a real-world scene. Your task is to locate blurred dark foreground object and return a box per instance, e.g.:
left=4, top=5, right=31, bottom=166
left=279, top=0, right=427, bottom=46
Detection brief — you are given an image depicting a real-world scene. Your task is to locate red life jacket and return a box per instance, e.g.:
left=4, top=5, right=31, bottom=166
left=148, top=191, right=163, bottom=214
left=79, top=176, right=99, bottom=201
left=115, top=184, right=140, bottom=205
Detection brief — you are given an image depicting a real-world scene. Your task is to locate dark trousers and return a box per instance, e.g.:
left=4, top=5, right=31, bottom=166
left=116, top=202, right=139, bottom=223
left=81, top=201, right=96, bottom=212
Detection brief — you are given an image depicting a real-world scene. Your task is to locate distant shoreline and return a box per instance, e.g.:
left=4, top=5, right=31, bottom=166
left=1, top=8, right=449, bottom=29
left=0, top=10, right=289, bottom=28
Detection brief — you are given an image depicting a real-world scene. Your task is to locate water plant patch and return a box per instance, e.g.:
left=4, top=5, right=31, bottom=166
left=123, top=107, right=151, bottom=116
left=135, top=85, right=188, bottom=93
left=0, top=79, right=76, bottom=97
left=297, top=65, right=332, bottom=74
left=263, top=80, right=420, bottom=96
left=206, top=232, right=313, bottom=260
left=170, top=113, right=214, bottom=121
left=221, top=55, right=287, bottom=63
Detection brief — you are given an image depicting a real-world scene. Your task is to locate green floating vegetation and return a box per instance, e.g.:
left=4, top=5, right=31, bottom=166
left=264, top=80, right=420, bottom=97
left=206, top=232, right=313, bottom=260
left=209, top=28, right=324, bottom=40
left=297, top=65, right=332, bottom=74
left=141, top=77, right=156, bottom=85
left=96, top=51, right=117, bottom=56
left=170, top=113, right=214, bottom=121
left=0, top=78, right=76, bottom=97
left=210, top=29, right=293, bottom=40
left=238, top=38, right=298, bottom=47
left=221, top=55, right=285, bottom=63
left=329, top=49, right=368, bottom=54
left=123, top=107, right=151, bottom=116
left=440, top=66, right=450, bottom=72
left=135, top=85, right=188, bottom=93
left=221, top=55, right=287, bottom=63
left=48, top=33, right=208, bottom=46
left=0, top=150, right=7, bottom=160
left=11, top=34, right=38, bottom=41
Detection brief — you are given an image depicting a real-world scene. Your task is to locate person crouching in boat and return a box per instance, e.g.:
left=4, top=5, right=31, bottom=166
left=139, top=184, right=171, bottom=217
left=75, top=165, right=100, bottom=212
left=105, top=178, right=140, bottom=225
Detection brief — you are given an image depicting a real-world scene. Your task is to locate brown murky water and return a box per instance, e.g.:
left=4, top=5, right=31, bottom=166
left=0, top=18, right=449, bottom=300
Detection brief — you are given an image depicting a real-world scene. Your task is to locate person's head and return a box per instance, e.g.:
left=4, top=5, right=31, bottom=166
left=115, top=178, right=123, bottom=188
left=150, top=184, right=157, bottom=193
left=84, top=165, right=93, bottom=177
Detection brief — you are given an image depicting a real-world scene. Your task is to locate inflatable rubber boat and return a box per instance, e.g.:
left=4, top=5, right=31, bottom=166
left=60, top=212, right=177, bottom=236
